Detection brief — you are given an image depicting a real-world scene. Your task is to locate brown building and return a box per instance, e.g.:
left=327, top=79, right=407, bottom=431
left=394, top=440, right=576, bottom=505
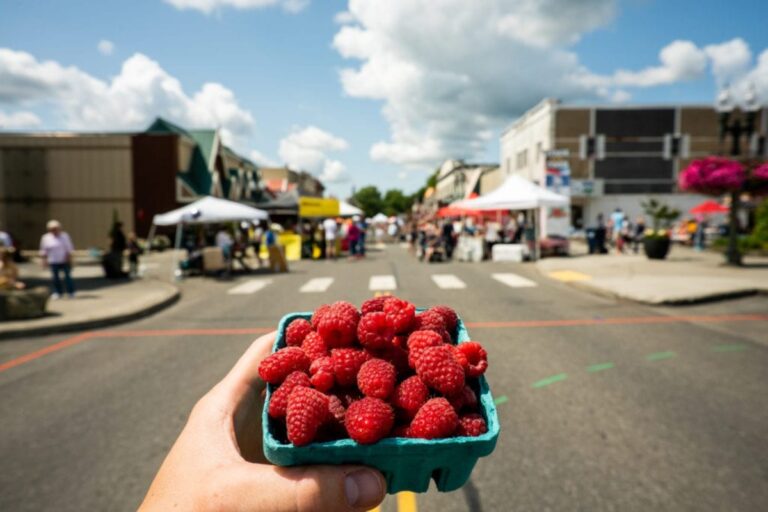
left=0, top=118, right=264, bottom=249
left=260, top=166, right=325, bottom=198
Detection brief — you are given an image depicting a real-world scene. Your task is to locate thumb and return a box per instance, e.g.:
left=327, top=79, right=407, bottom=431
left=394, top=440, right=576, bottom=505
left=227, top=463, right=386, bottom=512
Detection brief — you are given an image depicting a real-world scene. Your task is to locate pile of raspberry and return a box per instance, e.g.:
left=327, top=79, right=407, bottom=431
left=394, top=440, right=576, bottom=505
left=258, top=297, right=489, bottom=446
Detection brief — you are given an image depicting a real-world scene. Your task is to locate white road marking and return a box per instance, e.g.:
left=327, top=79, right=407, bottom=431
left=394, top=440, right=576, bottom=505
left=431, top=274, right=467, bottom=289
left=492, top=273, right=537, bottom=288
left=227, top=279, right=273, bottom=295
left=299, top=277, right=334, bottom=293
left=369, top=275, right=397, bottom=291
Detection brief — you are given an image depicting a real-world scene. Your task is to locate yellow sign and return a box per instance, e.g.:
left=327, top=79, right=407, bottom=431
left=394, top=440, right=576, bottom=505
left=298, top=197, right=340, bottom=218
left=259, top=234, right=302, bottom=261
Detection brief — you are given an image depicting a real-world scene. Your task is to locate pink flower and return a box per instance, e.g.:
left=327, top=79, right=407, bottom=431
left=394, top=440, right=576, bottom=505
left=679, top=157, right=745, bottom=195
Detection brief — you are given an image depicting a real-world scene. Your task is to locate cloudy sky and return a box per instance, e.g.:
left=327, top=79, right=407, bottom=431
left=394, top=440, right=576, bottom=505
left=1, top=0, right=767, bottom=196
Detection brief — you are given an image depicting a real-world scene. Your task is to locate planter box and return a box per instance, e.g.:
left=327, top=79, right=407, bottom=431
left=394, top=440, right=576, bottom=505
left=643, top=237, right=671, bottom=260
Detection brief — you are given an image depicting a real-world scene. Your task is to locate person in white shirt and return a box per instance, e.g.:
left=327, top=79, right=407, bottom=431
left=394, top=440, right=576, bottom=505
left=39, top=219, right=75, bottom=299
left=216, top=227, right=234, bottom=273
left=322, top=218, right=338, bottom=260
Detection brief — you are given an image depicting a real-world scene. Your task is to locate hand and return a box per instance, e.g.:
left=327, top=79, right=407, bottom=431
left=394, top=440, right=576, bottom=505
left=139, top=331, right=386, bottom=512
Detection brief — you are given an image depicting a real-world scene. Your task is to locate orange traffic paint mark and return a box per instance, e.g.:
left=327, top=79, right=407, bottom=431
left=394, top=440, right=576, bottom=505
left=1, top=314, right=766, bottom=375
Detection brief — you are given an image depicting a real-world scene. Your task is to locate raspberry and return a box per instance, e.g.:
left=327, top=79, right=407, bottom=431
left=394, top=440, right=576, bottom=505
left=413, top=310, right=446, bottom=332
left=457, top=341, right=488, bottom=377
left=431, top=305, right=458, bottom=334
left=415, top=345, right=465, bottom=396
left=392, top=335, right=407, bottom=350
left=447, top=385, right=478, bottom=413
left=331, top=348, right=369, bottom=387
left=285, top=318, right=312, bottom=347
left=383, top=297, right=416, bottom=333
left=311, top=304, right=331, bottom=329
left=286, top=387, right=329, bottom=446
left=451, top=344, right=468, bottom=368
left=326, top=394, right=346, bottom=427
left=317, top=303, right=360, bottom=348
left=361, top=296, right=388, bottom=315
left=268, top=371, right=311, bottom=419
left=258, top=347, right=310, bottom=384
left=345, top=397, right=394, bottom=444
left=309, top=356, right=335, bottom=392
left=409, top=398, right=459, bottom=439
left=357, top=312, right=395, bottom=350
left=301, top=331, right=328, bottom=361
left=392, top=375, right=429, bottom=419
left=406, top=330, right=444, bottom=368
left=357, top=358, right=396, bottom=399
left=456, top=413, right=487, bottom=437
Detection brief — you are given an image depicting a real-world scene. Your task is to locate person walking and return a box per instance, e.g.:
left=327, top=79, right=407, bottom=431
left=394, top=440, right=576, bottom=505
left=39, top=220, right=75, bottom=299
left=347, top=220, right=361, bottom=260
left=323, top=217, right=338, bottom=260
left=216, top=226, right=234, bottom=275
left=127, top=232, right=142, bottom=278
left=633, top=216, right=646, bottom=254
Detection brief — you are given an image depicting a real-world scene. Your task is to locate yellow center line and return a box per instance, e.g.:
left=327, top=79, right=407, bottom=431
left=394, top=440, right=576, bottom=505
left=548, top=270, right=591, bottom=282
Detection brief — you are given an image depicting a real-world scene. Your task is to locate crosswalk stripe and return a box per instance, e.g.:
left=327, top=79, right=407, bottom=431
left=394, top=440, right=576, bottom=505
left=492, top=273, right=537, bottom=288
left=369, top=275, right=397, bottom=291
left=548, top=270, right=591, bottom=282
left=299, top=277, right=334, bottom=293
left=227, top=279, right=273, bottom=295
left=431, top=274, right=467, bottom=289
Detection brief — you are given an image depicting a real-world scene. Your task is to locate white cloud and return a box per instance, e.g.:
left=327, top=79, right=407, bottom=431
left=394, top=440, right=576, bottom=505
left=249, top=149, right=278, bottom=167
left=0, top=110, right=41, bottom=129
left=164, top=0, right=309, bottom=14
left=609, top=90, right=631, bottom=103
left=334, top=10, right=355, bottom=24
left=0, top=48, right=255, bottom=149
left=278, top=126, right=349, bottom=182
left=333, top=0, right=617, bottom=168
left=612, top=40, right=707, bottom=87
left=705, top=38, right=752, bottom=87
left=97, top=40, right=114, bottom=56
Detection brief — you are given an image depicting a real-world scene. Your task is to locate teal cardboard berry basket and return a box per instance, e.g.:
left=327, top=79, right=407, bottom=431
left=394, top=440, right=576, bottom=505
left=262, top=311, right=500, bottom=494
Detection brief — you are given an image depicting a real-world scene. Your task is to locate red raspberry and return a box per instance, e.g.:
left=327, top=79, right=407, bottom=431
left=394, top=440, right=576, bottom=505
left=457, top=341, right=488, bottom=377
left=431, top=305, right=458, bottom=334
left=357, top=312, right=395, bottom=350
left=413, top=310, right=446, bottom=332
left=301, top=331, right=328, bottom=361
left=406, top=330, right=444, bottom=368
left=311, top=304, right=331, bottom=329
left=361, top=296, right=388, bottom=315
left=326, top=394, right=346, bottom=427
left=331, top=348, right=369, bottom=387
left=392, top=335, right=407, bottom=350
left=309, top=356, right=335, bottom=392
left=415, top=345, right=465, bottom=396
left=317, top=302, right=360, bottom=348
left=383, top=297, right=416, bottom=333
left=286, top=387, right=329, bottom=446
left=268, top=371, right=311, bottom=419
left=357, top=358, right=396, bottom=399
left=285, top=318, right=312, bottom=347
left=258, top=347, right=310, bottom=385
left=392, top=375, right=429, bottom=419
left=409, top=398, right=458, bottom=439
left=447, top=385, right=478, bottom=413
left=345, top=397, right=394, bottom=444
left=456, top=413, right=487, bottom=437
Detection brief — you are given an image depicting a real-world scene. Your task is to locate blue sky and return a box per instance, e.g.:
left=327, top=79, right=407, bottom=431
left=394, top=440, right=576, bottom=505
left=1, top=0, right=767, bottom=197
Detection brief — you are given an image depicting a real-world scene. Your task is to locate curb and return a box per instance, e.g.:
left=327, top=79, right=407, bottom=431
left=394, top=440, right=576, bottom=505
left=0, top=285, right=181, bottom=340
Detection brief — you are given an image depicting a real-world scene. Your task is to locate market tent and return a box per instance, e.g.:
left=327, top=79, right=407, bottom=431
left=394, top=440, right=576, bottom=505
left=436, top=205, right=502, bottom=219
left=453, top=174, right=568, bottom=210
left=371, top=212, right=389, bottom=223
left=257, top=190, right=299, bottom=216
left=340, top=201, right=363, bottom=217
left=689, top=199, right=728, bottom=215
left=152, top=196, right=268, bottom=225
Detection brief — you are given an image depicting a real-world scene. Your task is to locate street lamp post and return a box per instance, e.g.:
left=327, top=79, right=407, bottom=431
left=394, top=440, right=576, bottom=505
left=714, top=85, right=760, bottom=266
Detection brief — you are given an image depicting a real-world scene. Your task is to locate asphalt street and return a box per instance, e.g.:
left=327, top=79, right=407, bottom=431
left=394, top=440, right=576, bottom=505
left=1, top=244, right=767, bottom=512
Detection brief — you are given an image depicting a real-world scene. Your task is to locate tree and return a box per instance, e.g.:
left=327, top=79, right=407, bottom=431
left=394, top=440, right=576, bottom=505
left=383, top=189, right=412, bottom=216
left=350, top=186, right=383, bottom=218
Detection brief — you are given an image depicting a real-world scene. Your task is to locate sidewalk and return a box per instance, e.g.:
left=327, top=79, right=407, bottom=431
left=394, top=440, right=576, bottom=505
left=536, top=242, right=768, bottom=305
left=1, top=253, right=180, bottom=339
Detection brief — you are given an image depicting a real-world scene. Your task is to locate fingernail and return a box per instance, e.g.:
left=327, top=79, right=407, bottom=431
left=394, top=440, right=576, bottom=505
left=345, top=469, right=383, bottom=508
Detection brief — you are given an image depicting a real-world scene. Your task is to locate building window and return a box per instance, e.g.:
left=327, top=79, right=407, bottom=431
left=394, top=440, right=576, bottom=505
left=516, top=149, right=528, bottom=169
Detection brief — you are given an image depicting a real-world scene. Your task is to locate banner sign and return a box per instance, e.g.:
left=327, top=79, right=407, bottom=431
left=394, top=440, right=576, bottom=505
left=544, top=151, right=572, bottom=237
left=298, top=197, right=340, bottom=218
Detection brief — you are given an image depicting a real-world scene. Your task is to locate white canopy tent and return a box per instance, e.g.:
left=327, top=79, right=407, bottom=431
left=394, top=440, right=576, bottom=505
left=371, top=212, right=389, bottom=223
left=453, top=175, right=568, bottom=260
left=339, top=201, right=363, bottom=217
left=149, top=196, right=269, bottom=279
